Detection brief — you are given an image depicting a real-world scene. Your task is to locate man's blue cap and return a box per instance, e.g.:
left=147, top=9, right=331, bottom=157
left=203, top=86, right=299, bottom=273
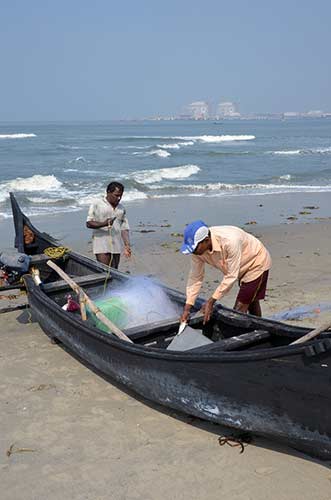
left=180, top=220, right=209, bottom=254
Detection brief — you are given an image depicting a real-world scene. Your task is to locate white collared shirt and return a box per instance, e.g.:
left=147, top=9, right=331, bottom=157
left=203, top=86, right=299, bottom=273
left=87, top=196, right=130, bottom=254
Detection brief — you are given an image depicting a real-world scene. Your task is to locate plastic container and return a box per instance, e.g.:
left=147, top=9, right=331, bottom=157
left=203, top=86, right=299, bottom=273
left=0, top=252, right=31, bottom=273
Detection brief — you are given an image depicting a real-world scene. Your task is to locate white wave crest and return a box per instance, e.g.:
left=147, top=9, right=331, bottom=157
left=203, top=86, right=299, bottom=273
left=131, top=165, right=200, bottom=184
left=0, top=133, right=37, bottom=139
left=78, top=194, right=100, bottom=206
left=183, top=135, right=255, bottom=143
left=68, top=156, right=87, bottom=164
left=123, top=190, right=149, bottom=202
left=133, top=149, right=171, bottom=158
left=78, top=189, right=148, bottom=206
left=27, top=197, right=63, bottom=204
left=132, top=135, right=255, bottom=143
left=157, top=143, right=181, bottom=150
left=313, top=147, right=331, bottom=154
left=157, top=141, right=194, bottom=149
left=149, top=149, right=171, bottom=158
left=272, top=147, right=331, bottom=156
left=0, top=175, right=62, bottom=203
left=120, top=135, right=255, bottom=142
left=279, top=174, right=292, bottom=180
left=273, top=150, right=301, bottom=155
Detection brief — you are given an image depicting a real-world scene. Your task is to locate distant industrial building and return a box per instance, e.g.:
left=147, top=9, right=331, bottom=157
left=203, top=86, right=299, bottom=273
left=216, top=101, right=240, bottom=118
left=187, top=101, right=209, bottom=120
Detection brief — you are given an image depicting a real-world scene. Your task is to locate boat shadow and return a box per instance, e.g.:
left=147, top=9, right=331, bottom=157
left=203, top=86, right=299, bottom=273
left=57, top=338, right=331, bottom=468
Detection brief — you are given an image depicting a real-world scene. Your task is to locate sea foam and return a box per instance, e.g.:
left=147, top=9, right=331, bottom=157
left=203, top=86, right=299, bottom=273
left=273, top=150, right=301, bottom=155
left=133, top=149, right=171, bottom=158
left=78, top=189, right=148, bottom=206
left=178, top=135, right=255, bottom=143
left=157, top=141, right=194, bottom=149
left=0, top=175, right=62, bottom=203
left=148, top=181, right=331, bottom=197
left=120, top=135, right=255, bottom=142
left=0, top=133, right=37, bottom=139
left=131, top=165, right=200, bottom=184
left=272, top=147, right=331, bottom=156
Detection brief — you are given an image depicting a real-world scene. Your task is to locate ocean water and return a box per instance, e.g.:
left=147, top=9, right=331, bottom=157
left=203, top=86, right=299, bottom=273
left=1, top=119, right=331, bottom=219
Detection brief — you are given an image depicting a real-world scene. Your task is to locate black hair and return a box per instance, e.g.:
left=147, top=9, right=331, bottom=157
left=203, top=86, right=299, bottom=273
left=107, top=181, right=124, bottom=193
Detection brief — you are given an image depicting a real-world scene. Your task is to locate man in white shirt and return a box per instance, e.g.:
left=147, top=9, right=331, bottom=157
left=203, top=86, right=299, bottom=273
left=86, top=182, right=131, bottom=268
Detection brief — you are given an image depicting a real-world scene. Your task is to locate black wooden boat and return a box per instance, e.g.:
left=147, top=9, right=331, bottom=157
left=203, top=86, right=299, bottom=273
left=9, top=192, right=331, bottom=460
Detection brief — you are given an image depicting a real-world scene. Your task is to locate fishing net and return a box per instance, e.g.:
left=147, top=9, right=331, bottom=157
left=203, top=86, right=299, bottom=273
left=89, top=296, right=129, bottom=333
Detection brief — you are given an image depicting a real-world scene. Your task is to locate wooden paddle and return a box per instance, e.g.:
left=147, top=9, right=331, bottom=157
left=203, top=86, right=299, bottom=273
left=290, top=319, right=331, bottom=345
left=46, top=260, right=132, bottom=343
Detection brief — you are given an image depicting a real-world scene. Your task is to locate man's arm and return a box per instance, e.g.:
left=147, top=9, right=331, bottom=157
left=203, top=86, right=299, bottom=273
left=181, top=256, right=205, bottom=322
left=86, top=218, right=115, bottom=229
left=121, top=229, right=131, bottom=257
left=120, top=210, right=131, bottom=257
left=86, top=202, right=115, bottom=229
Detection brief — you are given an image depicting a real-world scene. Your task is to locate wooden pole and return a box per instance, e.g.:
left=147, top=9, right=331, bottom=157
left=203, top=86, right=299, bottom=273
left=290, top=319, right=331, bottom=345
left=79, top=290, right=87, bottom=321
left=46, top=260, right=132, bottom=343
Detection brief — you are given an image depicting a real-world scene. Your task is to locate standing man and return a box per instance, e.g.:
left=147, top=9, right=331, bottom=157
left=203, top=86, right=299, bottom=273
left=86, top=182, right=131, bottom=269
left=180, top=220, right=271, bottom=323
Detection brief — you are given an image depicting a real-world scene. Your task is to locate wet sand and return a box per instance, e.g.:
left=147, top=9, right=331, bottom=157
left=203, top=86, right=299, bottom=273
left=1, top=192, right=331, bottom=499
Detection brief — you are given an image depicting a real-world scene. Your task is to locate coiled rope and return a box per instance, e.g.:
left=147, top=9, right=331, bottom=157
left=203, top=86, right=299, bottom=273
left=43, top=246, right=70, bottom=259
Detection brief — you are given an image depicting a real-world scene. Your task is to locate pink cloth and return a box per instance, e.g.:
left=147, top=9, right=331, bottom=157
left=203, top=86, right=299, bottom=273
left=185, top=226, right=272, bottom=306
left=67, top=296, right=80, bottom=312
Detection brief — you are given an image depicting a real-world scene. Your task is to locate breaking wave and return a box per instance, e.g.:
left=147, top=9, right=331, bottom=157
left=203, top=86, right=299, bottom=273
left=148, top=182, right=331, bottom=198
left=273, top=150, right=301, bottom=155
left=0, top=133, right=37, bottom=139
left=78, top=189, right=148, bottom=206
left=0, top=174, right=62, bottom=203
left=133, top=149, right=171, bottom=158
left=68, top=156, right=88, bottom=163
left=271, top=147, right=331, bottom=155
left=157, top=141, right=194, bottom=149
left=177, top=135, right=255, bottom=143
left=131, top=165, right=200, bottom=184
left=119, top=134, right=255, bottom=142
left=279, top=174, right=292, bottom=180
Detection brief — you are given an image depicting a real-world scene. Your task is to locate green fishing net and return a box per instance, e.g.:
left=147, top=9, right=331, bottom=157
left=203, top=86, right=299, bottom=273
left=89, top=296, right=128, bottom=333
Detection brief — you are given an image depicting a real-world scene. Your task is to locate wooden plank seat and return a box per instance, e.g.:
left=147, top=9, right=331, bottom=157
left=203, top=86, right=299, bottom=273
left=124, top=314, right=204, bottom=343
left=42, top=273, right=109, bottom=293
left=189, top=330, right=271, bottom=352
left=29, top=254, right=58, bottom=265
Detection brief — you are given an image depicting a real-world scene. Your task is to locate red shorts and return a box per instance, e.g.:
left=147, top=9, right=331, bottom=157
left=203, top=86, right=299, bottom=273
left=236, top=270, right=269, bottom=305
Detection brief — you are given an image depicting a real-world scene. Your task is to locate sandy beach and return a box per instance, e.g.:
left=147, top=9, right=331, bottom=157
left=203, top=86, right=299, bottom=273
left=1, top=192, right=331, bottom=499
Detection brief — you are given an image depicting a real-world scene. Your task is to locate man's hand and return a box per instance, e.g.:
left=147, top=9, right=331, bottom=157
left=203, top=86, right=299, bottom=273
left=123, top=245, right=132, bottom=258
left=106, top=217, right=116, bottom=227
left=200, top=297, right=216, bottom=324
left=180, top=304, right=192, bottom=323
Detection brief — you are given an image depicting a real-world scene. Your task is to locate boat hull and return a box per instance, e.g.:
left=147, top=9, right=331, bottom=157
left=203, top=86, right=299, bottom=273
left=26, top=277, right=331, bottom=461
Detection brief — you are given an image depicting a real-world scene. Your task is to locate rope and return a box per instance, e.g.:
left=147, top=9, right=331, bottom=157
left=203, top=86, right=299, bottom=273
left=103, top=222, right=114, bottom=294
left=218, top=433, right=252, bottom=454
left=43, top=246, right=69, bottom=259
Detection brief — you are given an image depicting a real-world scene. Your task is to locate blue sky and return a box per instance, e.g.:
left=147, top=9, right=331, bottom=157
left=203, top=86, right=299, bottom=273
left=1, top=0, right=330, bottom=120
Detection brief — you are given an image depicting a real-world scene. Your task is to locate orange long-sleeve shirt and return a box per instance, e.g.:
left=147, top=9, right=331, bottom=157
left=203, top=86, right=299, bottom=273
left=186, top=226, right=272, bottom=306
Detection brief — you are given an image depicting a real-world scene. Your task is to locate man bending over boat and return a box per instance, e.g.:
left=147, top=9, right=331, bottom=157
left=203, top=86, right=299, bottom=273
left=86, top=182, right=131, bottom=269
left=180, top=220, right=271, bottom=323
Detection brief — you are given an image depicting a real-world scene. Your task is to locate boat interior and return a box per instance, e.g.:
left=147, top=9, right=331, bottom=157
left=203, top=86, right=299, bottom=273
left=40, top=265, right=317, bottom=353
